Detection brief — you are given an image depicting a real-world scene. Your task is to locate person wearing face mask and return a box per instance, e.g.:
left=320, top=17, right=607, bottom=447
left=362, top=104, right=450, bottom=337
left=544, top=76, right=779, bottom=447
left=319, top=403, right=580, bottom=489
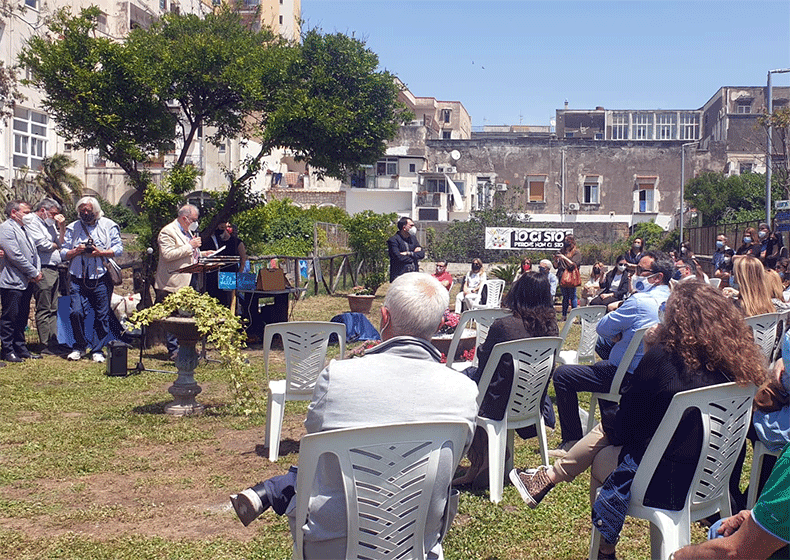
left=387, top=216, right=424, bottom=283
left=758, top=222, right=783, bottom=269
left=715, top=248, right=736, bottom=287
left=154, top=204, right=203, bottom=360
left=712, top=234, right=730, bottom=271
left=736, top=227, right=761, bottom=258
left=205, top=222, right=248, bottom=308
left=623, top=237, right=644, bottom=272
left=455, top=258, right=487, bottom=313
left=23, top=198, right=68, bottom=355
left=590, top=256, right=631, bottom=308
left=549, top=251, right=672, bottom=458
left=580, top=262, right=607, bottom=306
left=61, top=196, right=124, bottom=363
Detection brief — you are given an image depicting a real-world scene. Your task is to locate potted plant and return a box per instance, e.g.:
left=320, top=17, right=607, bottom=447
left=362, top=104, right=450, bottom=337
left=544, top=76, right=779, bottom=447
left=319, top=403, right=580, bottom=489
left=129, top=287, right=261, bottom=416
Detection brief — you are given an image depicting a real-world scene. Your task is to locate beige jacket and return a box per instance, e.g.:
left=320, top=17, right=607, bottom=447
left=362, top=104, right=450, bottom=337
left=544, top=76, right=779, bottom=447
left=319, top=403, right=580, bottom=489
left=154, top=219, right=195, bottom=292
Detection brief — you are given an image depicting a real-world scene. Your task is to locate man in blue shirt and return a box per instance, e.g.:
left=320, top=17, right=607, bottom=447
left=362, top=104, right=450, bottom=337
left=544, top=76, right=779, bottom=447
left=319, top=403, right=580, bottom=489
left=550, top=250, right=672, bottom=457
left=61, top=196, right=124, bottom=363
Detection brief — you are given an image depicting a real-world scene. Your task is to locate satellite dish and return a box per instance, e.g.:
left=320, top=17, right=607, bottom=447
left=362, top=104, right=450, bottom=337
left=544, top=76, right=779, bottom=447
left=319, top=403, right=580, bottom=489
left=450, top=150, right=461, bottom=161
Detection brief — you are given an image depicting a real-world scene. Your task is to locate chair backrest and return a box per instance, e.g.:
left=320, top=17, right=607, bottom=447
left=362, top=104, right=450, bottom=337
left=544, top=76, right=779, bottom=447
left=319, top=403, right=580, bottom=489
left=292, top=421, right=471, bottom=560
left=557, top=306, right=607, bottom=365
left=263, top=321, right=346, bottom=397
left=602, top=325, right=653, bottom=399
left=744, top=312, right=780, bottom=362
left=477, top=279, right=506, bottom=309
left=708, top=277, right=721, bottom=289
left=476, top=337, right=563, bottom=414
left=446, top=308, right=510, bottom=368
left=629, top=382, right=755, bottom=520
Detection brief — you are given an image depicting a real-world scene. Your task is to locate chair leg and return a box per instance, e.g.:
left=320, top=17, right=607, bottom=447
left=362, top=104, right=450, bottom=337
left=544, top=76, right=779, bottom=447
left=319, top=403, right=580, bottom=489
left=536, top=417, right=549, bottom=467
left=588, top=526, right=601, bottom=560
left=485, top=422, right=507, bottom=503
left=585, top=397, right=598, bottom=435
left=266, top=390, right=286, bottom=462
left=505, top=429, right=515, bottom=474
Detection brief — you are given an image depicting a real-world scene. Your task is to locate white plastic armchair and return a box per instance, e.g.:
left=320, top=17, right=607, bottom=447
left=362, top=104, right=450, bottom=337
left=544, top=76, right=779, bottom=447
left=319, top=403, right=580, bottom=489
left=583, top=325, right=652, bottom=435
left=747, top=439, right=782, bottom=508
left=445, top=308, right=510, bottom=371
left=475, top=336, right=563, bottom=503
left=263, top=321, right=346, bottom=462
left=556, top=306, right=607, bottom=366
left=292, top=421, right=471, bottom=560
left=471, top=279, right=506, bottom=310
left=708, top=277, right=721, bottom=289
left=588, top=382, right=755, bottom=560
left=744, top=312, right=780, bottom=362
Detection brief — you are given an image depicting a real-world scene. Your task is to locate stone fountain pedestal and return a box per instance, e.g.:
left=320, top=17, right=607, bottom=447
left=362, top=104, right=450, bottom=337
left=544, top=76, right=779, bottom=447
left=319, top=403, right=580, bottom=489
left=159, top=317, right=205, bottom=416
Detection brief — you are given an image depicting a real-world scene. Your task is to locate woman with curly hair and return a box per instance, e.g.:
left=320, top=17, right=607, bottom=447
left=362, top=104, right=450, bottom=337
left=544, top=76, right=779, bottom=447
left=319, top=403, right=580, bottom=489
left=453, top=271, right=559, bottom=486
left=509, top=282, right=765, bottom=559
left=724, top=255, right=775, bottom=317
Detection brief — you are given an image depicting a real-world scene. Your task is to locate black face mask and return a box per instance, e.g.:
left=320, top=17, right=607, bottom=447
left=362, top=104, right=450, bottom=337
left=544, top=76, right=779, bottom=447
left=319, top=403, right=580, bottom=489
left=80, top=212, right=95, bottom=224
left=593, top=267, right=601, bottom=275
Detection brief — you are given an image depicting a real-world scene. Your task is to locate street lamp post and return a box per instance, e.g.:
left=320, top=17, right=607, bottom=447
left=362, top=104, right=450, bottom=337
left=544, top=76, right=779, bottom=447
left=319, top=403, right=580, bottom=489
left=680, top=141, right=698, bottom=251
left=767, top=69, right=790, bottom=224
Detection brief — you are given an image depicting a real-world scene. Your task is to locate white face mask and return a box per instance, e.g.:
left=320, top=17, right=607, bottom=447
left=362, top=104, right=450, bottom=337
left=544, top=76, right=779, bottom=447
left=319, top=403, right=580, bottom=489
left=617, top=264, right=626, bottom=272
left=45, top=217, right=56, bottom=227
left=408, top=226, right=417, bottom=236
left=188, top=221, right=199, bottom=233
left=633, top=273, right=658, bottom=293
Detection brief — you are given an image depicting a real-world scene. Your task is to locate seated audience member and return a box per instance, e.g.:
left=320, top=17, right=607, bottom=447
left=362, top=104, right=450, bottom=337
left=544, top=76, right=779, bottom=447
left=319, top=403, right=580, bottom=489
left=712, top=234, right=730, bottom=271
left=538, top=259, right=558, bottom=303
left=723, top=255, right=776, bottom=317
left=454, top=258, right=486, bottom=313
left=512, top=256, right=532, bottom=284
left=432, top=259, right=453, bottom=290
left=229, top=273, right=478, bottom=559
left=672, top=444, right=789, bottom=560
left=714, top=247, right=735, bottom=287
left=549, top=251, right=672, bottom=457
left=765, top=269, right=790, bottom=312
left=510, top=282, right=765, bottom=560
left=452, top=271, right=559, bottom=486
left=589, top=255, right=630, bottom=308
left=674, top=256, right=708, bottom=284
left=580, top=262, right=606, bottom=306
left=623, top=237, right=644, bottom=271
left=759, top=222, right=783, bottom=269
left=737, top=227, right=762, bottom=258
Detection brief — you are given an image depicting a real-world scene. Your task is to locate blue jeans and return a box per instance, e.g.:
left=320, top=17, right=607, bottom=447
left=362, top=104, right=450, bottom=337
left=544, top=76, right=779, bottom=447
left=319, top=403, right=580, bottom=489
left=553, top=360, right=619, bottom=442
left=561, top=286, right=578, bottom=317
left=69, top=274, right=111, bottom=352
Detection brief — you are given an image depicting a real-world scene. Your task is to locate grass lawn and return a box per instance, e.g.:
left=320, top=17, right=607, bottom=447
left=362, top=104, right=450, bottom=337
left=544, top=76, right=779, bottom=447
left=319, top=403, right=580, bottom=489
left=0, top=287, right=732, bottom=559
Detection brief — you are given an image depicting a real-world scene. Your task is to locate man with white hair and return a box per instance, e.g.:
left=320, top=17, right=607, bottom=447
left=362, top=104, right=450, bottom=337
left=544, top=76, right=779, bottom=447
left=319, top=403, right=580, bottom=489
left=538, top=259, right=558, bottom=300
left=24, top=197, right=67, bottom=355
left=230, top=272, right=478, bottom=559
left=61, top=196, right=123, bottom=362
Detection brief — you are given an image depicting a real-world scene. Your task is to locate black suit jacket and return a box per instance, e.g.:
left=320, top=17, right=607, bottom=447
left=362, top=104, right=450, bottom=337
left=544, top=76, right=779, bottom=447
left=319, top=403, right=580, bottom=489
left=387, top=233, right=424, bottom=282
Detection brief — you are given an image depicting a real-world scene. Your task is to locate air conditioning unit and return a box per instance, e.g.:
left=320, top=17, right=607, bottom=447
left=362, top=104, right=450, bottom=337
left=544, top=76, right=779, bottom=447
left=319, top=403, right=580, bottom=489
left=568, top=202, right=580, bottom=211
left=496, top=183, right=508, bottom=191
left=436, top=165, right=456, bottom=173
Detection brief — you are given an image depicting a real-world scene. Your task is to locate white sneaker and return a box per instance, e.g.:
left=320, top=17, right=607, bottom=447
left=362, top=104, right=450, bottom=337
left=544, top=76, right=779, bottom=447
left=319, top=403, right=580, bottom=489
left=67, top=350, right=82, bottom=361
left=92, top=352, right=105, bottom=363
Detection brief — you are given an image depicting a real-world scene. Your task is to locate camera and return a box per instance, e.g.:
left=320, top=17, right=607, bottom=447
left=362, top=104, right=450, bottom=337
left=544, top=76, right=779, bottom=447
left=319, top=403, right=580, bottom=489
left=84, top=240, right=95, bottom=253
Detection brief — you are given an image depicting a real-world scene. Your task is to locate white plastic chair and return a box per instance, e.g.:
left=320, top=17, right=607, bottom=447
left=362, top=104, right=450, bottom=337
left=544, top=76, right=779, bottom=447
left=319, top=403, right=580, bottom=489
left=475, top=336, right=563, bottom=503
left=556, top=306, right=607, bottom=366
left=747, top=439, right=782, bottom=508
left=708, top=277, right=721, bottom=289
left=583, top=325, right=652, bottom=435
left=588, top=382, right=755, bottom=560
left=445, top=308, right=510, bottom=370
left=471, top=279, right=506, bottom=310
left=744, top=312, right=780, bottom=362
left=263, top=321, right=346, bottom=462
left=292, top=421, right=471, bottom=560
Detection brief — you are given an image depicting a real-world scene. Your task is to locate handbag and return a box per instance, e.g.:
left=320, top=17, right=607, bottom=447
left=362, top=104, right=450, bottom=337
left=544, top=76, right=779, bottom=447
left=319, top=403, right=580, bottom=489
left=560, top=266, right=581, bottom=288
left=105, top=258, right=123, bottom=286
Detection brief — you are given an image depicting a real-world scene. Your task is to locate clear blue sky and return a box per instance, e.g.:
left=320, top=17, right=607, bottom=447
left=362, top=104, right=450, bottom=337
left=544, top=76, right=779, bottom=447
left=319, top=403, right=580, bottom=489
left=301, top=0, right=790, bottom=127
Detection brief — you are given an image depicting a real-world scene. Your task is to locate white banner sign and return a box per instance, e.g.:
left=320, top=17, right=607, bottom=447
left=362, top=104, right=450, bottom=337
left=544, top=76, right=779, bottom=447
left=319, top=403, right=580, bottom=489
left=485, top=227, right=574, bottom=250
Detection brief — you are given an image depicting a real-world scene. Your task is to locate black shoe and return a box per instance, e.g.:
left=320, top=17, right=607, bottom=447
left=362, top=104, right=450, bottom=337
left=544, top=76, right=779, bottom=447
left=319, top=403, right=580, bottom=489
left=18, top=351, right=41, bottom=360
left=229, top=482, right=270, bottom=526
left=4, top=352, right=24, bottom=363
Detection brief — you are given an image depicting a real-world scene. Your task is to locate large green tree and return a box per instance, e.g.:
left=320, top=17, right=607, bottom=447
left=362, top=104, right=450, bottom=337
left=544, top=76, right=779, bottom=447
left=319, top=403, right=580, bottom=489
left=684, top=171, right=782, bottom=226
left=20, top=6, right=406, bottom=238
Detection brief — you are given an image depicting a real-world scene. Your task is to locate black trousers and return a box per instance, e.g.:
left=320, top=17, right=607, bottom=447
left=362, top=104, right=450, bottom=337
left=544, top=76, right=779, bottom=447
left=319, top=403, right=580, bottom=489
left=1, top=284, right=34, bottom=356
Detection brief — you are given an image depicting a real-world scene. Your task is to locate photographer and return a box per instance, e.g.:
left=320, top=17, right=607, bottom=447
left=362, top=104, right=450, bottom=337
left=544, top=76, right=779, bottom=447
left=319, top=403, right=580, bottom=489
left=61, top=197, right=123, bottom=363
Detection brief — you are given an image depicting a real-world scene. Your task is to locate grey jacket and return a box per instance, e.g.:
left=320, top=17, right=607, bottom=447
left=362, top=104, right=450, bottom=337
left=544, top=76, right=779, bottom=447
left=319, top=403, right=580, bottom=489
left=0, top=218, right=40, bottom=290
